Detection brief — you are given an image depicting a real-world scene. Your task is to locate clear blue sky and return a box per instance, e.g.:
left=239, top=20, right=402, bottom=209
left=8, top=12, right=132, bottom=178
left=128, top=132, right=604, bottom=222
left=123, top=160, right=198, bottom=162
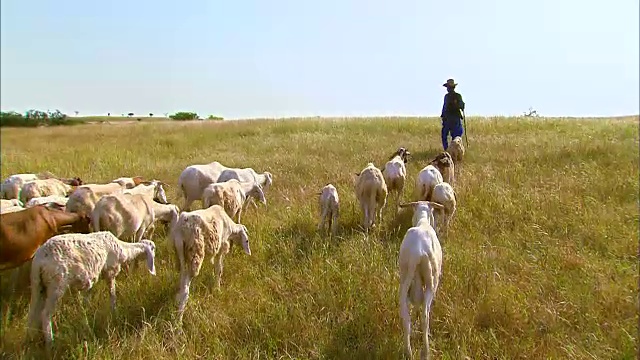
left=1, top=0, right=638, bottom=119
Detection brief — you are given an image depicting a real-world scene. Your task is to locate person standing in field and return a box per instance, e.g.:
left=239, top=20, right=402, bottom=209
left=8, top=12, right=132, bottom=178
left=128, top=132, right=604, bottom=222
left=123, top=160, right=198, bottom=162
left=440, top=78, right=465, bottom=151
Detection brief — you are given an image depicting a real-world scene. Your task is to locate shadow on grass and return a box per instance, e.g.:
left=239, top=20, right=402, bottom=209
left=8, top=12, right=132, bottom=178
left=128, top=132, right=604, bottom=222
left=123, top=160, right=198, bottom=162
left=323, top=317, right=399, bottom=359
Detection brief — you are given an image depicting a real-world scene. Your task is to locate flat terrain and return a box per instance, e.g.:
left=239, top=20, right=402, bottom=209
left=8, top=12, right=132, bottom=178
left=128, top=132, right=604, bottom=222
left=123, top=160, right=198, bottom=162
left=0, top=116, right=637, bottom=359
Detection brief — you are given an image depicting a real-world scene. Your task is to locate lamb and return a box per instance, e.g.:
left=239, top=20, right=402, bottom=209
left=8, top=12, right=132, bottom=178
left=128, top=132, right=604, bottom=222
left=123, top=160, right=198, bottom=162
left=430, top=182, right=457, bottom=237
left=91, top=193, right=155, bottom=243
left=20, top=178, right=73, bottom=204
left=25, top=195, right=68, bottom=208
left=317, top=184, right=339, bottom=236
left=414, top=165, right=444, bottom=202
left=123, top=180, right=168, bottom=204
left=448, top=136, right=465, bottom=162
left=383, top=147, right=411, bottom=209
left=25, top=231, right=156, bottom=347
left=397, top=200, right=445, bottom=360
left=170, top=204, right=251, bottom=324
left=354, top=162, right=388, bottom=231
left=1, top=199, right=23, bottom=208
left=429, top=152, right=455, bottom=185
left=202, top=179, right=266, bottom=224
left=111, top=176, right=145, bottom=189
left=178, top=161, right=273, bottom=211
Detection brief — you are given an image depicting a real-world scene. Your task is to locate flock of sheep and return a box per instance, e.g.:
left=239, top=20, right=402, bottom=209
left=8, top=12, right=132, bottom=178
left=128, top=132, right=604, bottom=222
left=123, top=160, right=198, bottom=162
left=0, top=133, right=466, bottom=359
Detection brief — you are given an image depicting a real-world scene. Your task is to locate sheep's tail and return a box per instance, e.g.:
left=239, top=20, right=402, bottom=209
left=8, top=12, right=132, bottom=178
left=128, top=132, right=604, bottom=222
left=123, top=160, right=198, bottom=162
left=26, top=261, right=45, bottom=339
left=181, top=214, right=207, bottom=278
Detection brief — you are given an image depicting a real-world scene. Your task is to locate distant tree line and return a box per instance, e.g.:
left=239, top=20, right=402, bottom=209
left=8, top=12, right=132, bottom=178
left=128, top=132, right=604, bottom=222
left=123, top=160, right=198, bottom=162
left=0, top=109, right=83, bottom=127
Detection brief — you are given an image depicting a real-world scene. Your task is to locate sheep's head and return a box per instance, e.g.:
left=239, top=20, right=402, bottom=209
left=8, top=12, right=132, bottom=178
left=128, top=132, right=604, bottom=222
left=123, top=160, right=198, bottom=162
left=250, top=184, right=267, bottom=206
left=68, top=177, right=84, bottom=186
left=430, top=152, right=453, bottom=170
left=140, top=239, right=157, bottom=275
left=231, top=224, right=251, bottom=256
left=149, top=180, right=168, bottom=204
left=390, top=147, right=411, bottom=163
left=262, top=172, right=273, bottom=191
left=399, top=201, right=444, bottom=228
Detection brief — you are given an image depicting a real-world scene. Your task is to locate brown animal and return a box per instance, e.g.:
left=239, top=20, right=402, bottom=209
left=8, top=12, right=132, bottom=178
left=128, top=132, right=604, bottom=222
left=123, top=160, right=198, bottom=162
left=429, top=152, right=455, bottom=185
left=0, top=205, right=90, bottom=271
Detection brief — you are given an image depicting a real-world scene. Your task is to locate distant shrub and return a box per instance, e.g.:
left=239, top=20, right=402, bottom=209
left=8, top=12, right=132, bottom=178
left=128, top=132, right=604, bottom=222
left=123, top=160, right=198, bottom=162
left=0, top=109, right=82, bottom=127
left=170, top=112, right=199, bottom=121
left=207, top=115, right=224, bottom=121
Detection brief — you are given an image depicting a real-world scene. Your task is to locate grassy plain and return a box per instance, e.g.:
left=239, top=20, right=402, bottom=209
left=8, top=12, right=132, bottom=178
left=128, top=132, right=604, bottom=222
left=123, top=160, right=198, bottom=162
left=0, top=116, right=638, bottom=359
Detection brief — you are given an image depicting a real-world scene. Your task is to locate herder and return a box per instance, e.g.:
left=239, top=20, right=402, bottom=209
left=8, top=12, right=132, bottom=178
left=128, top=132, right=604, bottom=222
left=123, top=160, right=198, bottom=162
left=440, top=78, right=465, bottom=151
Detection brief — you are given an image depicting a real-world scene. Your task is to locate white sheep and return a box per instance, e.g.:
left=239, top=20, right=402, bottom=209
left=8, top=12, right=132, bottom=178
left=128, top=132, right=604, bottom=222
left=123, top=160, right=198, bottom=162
left=317, top=184, right=339, bottom=236
left=397, top=200, right=445, bottom=360
left=111, top=176, right=145, bottom=189
left=429, top=152, right=455, bottom=185
left=65, top=187, right=102, bottom=218
left=202, top=179, right=266, bottom=224
left=414, top=165, right=444, bottom=202
left=25, top=231, right=156, bottom=347
left=170, top=204, right=251, bottom=324
left=1, top=205, right=25, bottom=214
left=19, top=178, right=72, bottom=204
left=178, top=161, right=273, bottom=211
left=448, top=136, right=465, bottom=162
left=123, top=180, right=168, bottom=204
left=2, top=174, right=39, bottom=200
left=383, top=147, right=411, bottom=209
left=431, top=182, right=457, bottom=236
left=1, top=198, right=23, bottom=208
left=354, top=162, right=388, bottom=231
left=91, top=193, right=155, bottom=243
left=25, top=195, right=68, bottom=208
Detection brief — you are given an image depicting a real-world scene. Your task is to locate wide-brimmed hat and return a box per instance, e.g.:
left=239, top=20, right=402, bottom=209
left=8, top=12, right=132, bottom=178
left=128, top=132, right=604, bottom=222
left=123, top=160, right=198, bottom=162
left=442, top=79, right=457, bottom=87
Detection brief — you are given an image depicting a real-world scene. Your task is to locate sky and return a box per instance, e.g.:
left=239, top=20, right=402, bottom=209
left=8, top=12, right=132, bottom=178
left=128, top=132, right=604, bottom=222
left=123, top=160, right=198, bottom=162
left=1, top=0, right=638, bottom=119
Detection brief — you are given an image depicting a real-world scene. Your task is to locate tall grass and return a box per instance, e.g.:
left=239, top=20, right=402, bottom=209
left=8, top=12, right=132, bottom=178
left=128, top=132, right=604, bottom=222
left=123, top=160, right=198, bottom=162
left=0, top=116, right=637, bottom=359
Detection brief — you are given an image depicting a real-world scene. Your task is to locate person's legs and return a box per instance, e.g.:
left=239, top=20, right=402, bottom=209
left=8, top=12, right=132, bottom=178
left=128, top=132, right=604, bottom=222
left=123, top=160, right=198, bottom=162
left=441, top=123, right=451, bottom=150
left=451, top=118, right=464, bottom=139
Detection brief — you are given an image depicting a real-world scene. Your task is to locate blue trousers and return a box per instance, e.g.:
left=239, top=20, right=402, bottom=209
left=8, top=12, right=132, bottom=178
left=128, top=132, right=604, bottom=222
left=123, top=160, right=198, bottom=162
left=441, top=117, right=464, bottom=151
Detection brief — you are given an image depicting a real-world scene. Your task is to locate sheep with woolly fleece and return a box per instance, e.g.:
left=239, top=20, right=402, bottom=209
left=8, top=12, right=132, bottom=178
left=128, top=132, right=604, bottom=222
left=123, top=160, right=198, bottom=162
left=354, top=162, right=388, bottom=231
left=91, top=193, right=156, bottom=243
left=123, top=180, right=168, bottom=204
left=65, top=187, right=102, bottom=220
left=1, top=205, right=25, bottom=214
left=25, top=195, right=68, bottom=208
left=317, top=184, right=339, bottom=236
left=1, top=199, right=23, bottom=208
left=430, top=182, right=457, bottom=237
left=429, top=152, right=455, bottom=185
left=2, top=174, right=39, bottom=200
left=170, top=204, right=251, bottom=324
left=383, top=147, right=411, bottom=209
left=20, top=179, right=72, bottom=204
left=448, top=136, right=465, bottom=162
left=111, top=176, right=145, bottom=189
left=414, top=165, right=444, bottom=202
left=202, top=179, right=266, bottom=224
left=25, top=231, right=156, bottom=347
left=178, top=161, right=273, bottom=211
left=397, top=200, right=445, bottom=360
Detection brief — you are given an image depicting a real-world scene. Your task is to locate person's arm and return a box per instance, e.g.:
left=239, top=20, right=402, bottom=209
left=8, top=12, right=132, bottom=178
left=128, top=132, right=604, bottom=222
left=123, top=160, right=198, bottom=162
left=440, top=94, right=448, bottom=118
left=458, top=93, right=465, bottom=112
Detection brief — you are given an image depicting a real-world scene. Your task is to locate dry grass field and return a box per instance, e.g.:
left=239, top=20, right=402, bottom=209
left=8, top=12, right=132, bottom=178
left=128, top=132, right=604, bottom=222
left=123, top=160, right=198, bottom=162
left=0, top=116, right=637, bottom=359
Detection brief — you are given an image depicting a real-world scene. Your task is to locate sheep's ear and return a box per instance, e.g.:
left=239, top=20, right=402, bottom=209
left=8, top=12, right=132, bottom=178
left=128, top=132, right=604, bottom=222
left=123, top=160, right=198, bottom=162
left=144, top=243, right=156, bottom=275
left=427, top=201, right=445, bottom=210
left=354, top=172, right=361, bottom=176
left=316, top=192, right=322, bottom=195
